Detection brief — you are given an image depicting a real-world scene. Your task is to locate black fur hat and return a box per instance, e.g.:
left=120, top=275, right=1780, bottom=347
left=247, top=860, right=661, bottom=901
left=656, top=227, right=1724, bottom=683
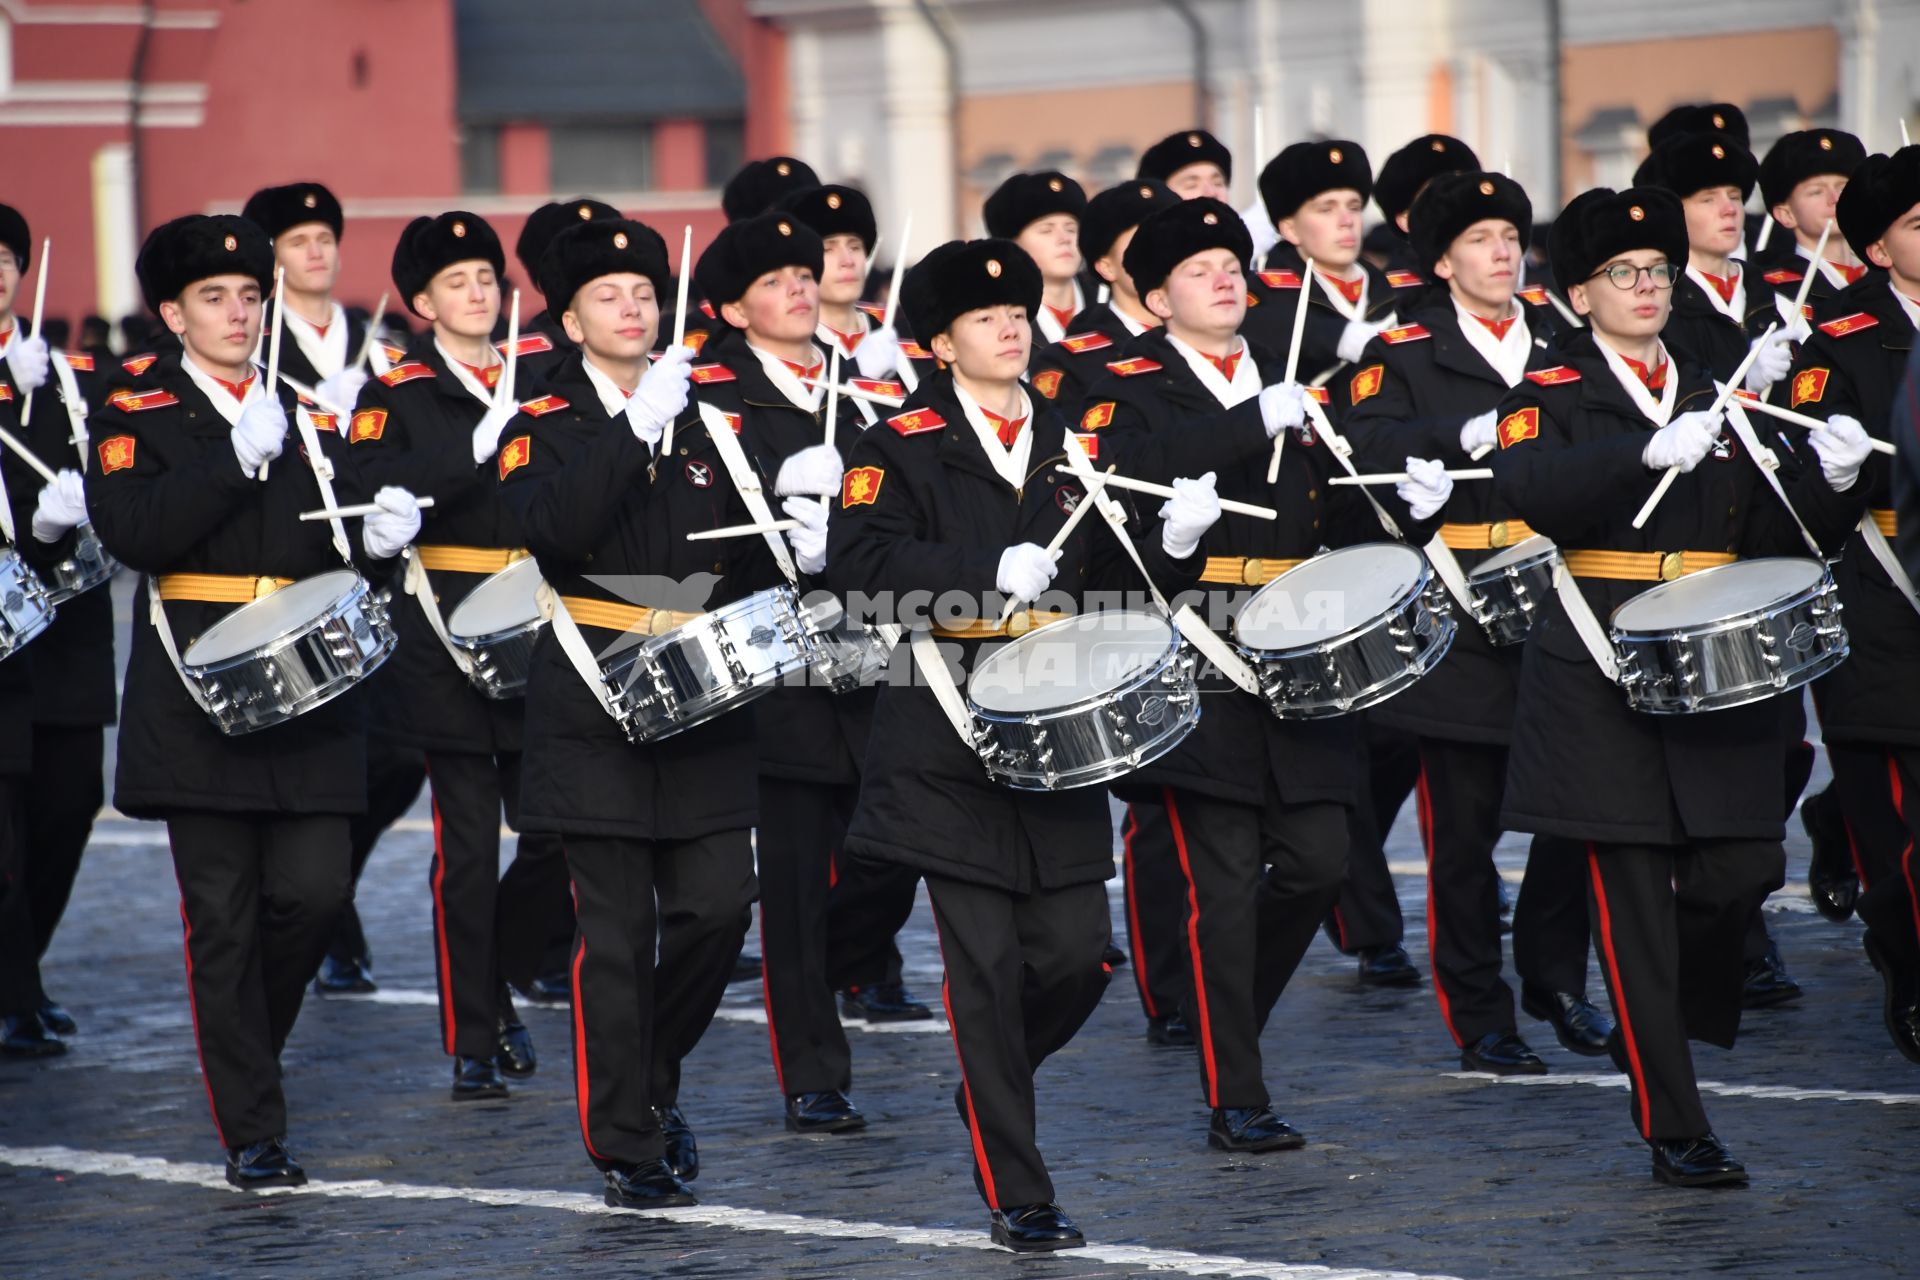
left=136, top=213, right=274, bottom=313
left=982, top=171, right=1087, bottom=239
left=391, top=212, right=506, bottom=315
left=1647, top=103, right=1749, bottom=151
left=1632, top=131, right=1759, bottom=201
left=901, top=239, right=1042, bottom=343
left=517, top=197, right=621, bottom=283
left=1835, top=146, right=1920, bottom=261
left=1136, top=129, right=1233, bottom=185
left=1122, top=197, right=1253, bottom=295
left=1259, top=139, right=1372, bottom=223
left=693, top=211, right=825, bottom=321
left=538, top=218, right=671, bottom=313
left=241, top=182, right=344, bottom=240
left=1408, top=171, right=1533, bottom=273
left=1375, top=135, right=1481, bottom=231
left=1081, top=180, right=1182, bottom=268
left=722, top=156, right=820, bottom=222
left=1759, top=129, right=1868, bottom=210
left=0, top=205, right=29, bottom=273
left=1548, top=187, right=1688, bottom=289
left=776, top=184, right=878, bottom=251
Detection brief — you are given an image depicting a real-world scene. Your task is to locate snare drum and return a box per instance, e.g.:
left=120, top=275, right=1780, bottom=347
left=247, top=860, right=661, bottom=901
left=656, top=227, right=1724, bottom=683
left=601, top=585, right=812, bottom=744
left=1610, top=557, right=1847, bottom=715
left=45, top=523, right=120, bottom=605
left=1233, top=543, right=1455, bottom=719
left=1465, top=536, right=1561, bottom=646
left=0, top=545, right=55, bottom=662
left=965, top=610, right=1199, bottom=791
left=799, top=594, right=897, bottom=694
left=446, top=557, right=547, bottom=699
left=179, top=570, right=397, bottom=735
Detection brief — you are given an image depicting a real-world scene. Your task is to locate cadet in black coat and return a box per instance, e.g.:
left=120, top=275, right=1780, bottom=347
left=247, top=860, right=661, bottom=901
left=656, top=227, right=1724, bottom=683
left=1755, top=128, right=1873, bottom=318
left=499, top=217, right=783, bottom=1211
left=241, top=184, right=379, bottom=404
left=1784, top=147, right=1920, bottom=1064
left=1489, top=189, right=1868, bottom=1185
left=84, top=214, right=423, bottom=1187
left=512, top=196, right=620, bottom=383
left=983, top=171, right=1090, bottom=347
left=828, top=238, right=1207, bottom=1253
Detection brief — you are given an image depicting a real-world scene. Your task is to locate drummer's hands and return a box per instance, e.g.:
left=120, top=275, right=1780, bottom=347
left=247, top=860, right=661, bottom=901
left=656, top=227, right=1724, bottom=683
left=232, top=396, right=289, bottom=475
left=471, top=397, right=518, bottom=464
left=775, top=443, right=844, bottom=498
left=317, top=366, right=370, bottom=417
left=1160, top=471, right=1221, bottom=559
left=1337, top=316, right=1389, bottom=364
left=1459, top=409, right=1498, bottom=456
left=626, top=343, right=695, bottom=447
left=1396, top=457, right=1454, bottom=521
left=5, top=334, right=50, bottom=394
left=1808, top=414, right=1872, bottom=492
left=996, top=542, right=1058, bottom=603
left=30, top=469, right=87, bottom=543
left=1642, top=410, right=1720, bottom=473
left=361, top=486, right=421, bottom=559
left=1259, top=381, right=1309, bottom=437
left=1743, top=329, right=1796, bottom=394
left=853, top=325, right=899, bottom=381
left=780, top=496, right=829, bottom=574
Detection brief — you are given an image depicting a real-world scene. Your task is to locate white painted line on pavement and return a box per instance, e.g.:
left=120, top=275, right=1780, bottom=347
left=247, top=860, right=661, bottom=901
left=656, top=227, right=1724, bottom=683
left=337, top=988, right=952, bottom=1035
left=0, top=1144, right=1463, bottom=1280
left=1445, top=1071, right=1920, bottom=1106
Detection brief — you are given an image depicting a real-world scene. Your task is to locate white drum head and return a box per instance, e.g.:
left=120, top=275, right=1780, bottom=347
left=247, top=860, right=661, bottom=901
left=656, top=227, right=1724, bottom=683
left=1475, top=535, right=1557, bottom=576
left=183, top=570, right=362, bottom=664
left=968, top=611, right=1173, bottom=714
left=1233, top=543, right=1424, bottom=650
left=448, top=557, right=545, bottom=638
left=1612, top=558, right=1825, bottom=632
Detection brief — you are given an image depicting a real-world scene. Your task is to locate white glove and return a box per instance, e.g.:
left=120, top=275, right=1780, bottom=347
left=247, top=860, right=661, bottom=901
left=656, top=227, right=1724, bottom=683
left=852, top=324, right=898, bottom=381
left=316, top=366, right=370, bottom=417
left=775, top=443, right=844, bottom=498
left=1159, top=471, right=1221, bottom=560
left=30, top=469, right=87, bottom=543
left=996, top=542, right=1059, bottom=602
left=1642, top=409, right=1722, bottom=473
left=1459, top=410, right=1498, bottom=456
left=626, top=342, right=696, bottom=447
left=1239, top=200, right=1281, bottom=260
left=360, top=485, right=422, bottom=560
left=232, top=396, right=289, bottom=475
left=781, top=495, right=829, bottom=575
left=1337, top=317, right=1389, bottom=364
left=1780, top=315, right=1813, bottom=345
left=1742, top=330, right=1795, bottom=394
left=5, top=334, right=49, bottom=394
left=1259, top=381, right=1309, bottom=438
left=470, top=397, right=518, bottom=464
left=1808, top=414, right=1873, bottom=492
left=1395, top=457, right=1454, bottom=521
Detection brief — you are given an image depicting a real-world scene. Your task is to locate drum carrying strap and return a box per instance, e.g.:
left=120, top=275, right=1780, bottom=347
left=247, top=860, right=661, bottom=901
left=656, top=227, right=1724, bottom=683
left=533, top=580, right=628, bottom=723
left=50, top=354, right=89, bottom=466
left=1723, top=399, right=1823, bottom=558
left=403, top=550, right=477, bottom=677
left=1549, top=560, right=1622, bottom=684
left=1859, top=512, right=1920, bottom=617
left=144, top=578, right=215, bottom=712
left=909, top=625, right=981, bottom=748
left=695, top=401, right=799, bottom=584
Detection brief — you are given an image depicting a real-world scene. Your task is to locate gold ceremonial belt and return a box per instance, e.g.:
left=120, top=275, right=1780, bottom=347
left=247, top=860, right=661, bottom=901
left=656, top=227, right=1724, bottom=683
left=1199, top=556, right=1306, bottom=586
left=156, top=573, right=296, bottom=603
left=1438, top=520, right=1535, bottom=551
left=931, top=609, right=1071, bottom=640
left=1561, top=549, right=1737, bottom=583
left=1871, top=509, right=1896, bottom=538
left=415, top=545, right=531, bottom=574
left=558, top=595, right=702, bottom=636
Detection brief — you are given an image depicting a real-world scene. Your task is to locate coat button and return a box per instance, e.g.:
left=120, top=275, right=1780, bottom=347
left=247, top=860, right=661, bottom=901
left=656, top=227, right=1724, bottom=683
left=1306, top=489, right=1317, bottom=500
left=679, top=447, right=689, bottom=456
left=712, top=561, right=725, bottom=573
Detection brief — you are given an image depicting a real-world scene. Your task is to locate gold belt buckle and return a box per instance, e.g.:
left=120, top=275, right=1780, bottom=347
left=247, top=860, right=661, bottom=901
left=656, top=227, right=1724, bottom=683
left=1488, top=520, right=1511, bottom=549
left=1659, top=551, right=1685, bottom=582
left=646, top=608, right=677, bottom=637
left=254, top=576, right=282, bottom=600
left=1005, top=611, right=1033, bottom=637
left=507, top=547, right=531, bottom=564
left=1241, top=557, right=1265, bottom=586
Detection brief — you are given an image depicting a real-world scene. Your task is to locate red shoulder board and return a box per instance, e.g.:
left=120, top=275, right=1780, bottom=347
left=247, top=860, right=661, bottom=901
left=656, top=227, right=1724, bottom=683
left=1385, top=270, right=1425, bottom=288
left=899, top=340, right=933, bottom=360
left=1305, top=386, right=1331, bottom=405
left=121, top=353, right=157, bottom=377
left=1105, top=356, right=1163, bottom=377
left=0, top=385, right=12, bottom=402
left=1524, top=365, right=1582, bottom=386
left=850, top=378, right=906, bottom=398
left=698, top=300, right=716, bottom=319
left=378, top=342, right=408, bottom=364
left=1516, top=286, right=1551, bottom=306
left=1818, top=312, right=1879, bottom=339
left=380, top=361, right=434, bottom=386
left=62, top=352, right=95, bottom=372
left=1257, top=270, right=1302, bottom=289
left=495, top=333, right=553, bottom=358
left=107, top=387, right=179, bottom=412
left=306, top=412, right=337, bottom=433
left=1380, top=324, right=1430, bottom=345
left=1072, top=432, right=1100, bottom=460
left=1762, top=269, right=1804, bottom=286
left=689, top=363, right=736, bottom=384
left=519, top=394, right=569, bottom=417
left=855, top=302, right=888, bottom=322
left=887, top=408, right=946, bottom=436
left=1059, top=331, right=1113, bottom=355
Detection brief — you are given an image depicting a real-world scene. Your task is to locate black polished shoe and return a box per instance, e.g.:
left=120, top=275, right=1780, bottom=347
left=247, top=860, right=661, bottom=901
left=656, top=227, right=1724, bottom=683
left=225, top=1137, right=307, bottom=1189
left=1207, top=1106, right=1306, bottom=1152
left=1521, top=985, right=1615, bottom=1057
left=1742, top=942, right=1803, bottom=1008
left=514, top=971, right=572, bottom=1006
left=1146, top=1013, right=1196, bottom=1047
left=1356, top=943, right=1422, bottom=987
left=0, top=1011, right=65, bottom=1058
left=1650, top=1133, right=1748, bottom=1187
left=989, top=1202, right=1085, bottom=1252
left=1102, top=941, right=1129, bottom=968
left=1460, top=1030, right=1549, bottom=1076
left=495, top=1014, right=536, bottom=1079
left=1863, top=931, right=1920, bottom=1065
left=784, top=1089, right=868, bottom=1134
left=312, top=953, right=377, bottom=996
left=838, top=983, right=933, bottom=1022
left=657, top=1105, right=697, bottom=1181
left=730, top=952, right=763, bottom=984
left=451, top=1055, right=508, bottom=1101
left=603, top=1159, right=696, bottom=1209
left=37, top=1002, right=76, bottom=1036
left=1802, top=788, right=1859, bottom=923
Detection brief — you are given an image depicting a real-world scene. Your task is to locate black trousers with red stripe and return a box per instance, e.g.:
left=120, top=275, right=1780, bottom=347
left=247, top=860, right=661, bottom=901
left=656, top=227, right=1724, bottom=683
left=168, top=812, right=350, bottom=1148
left=566, top=831, right=755, bottom=1170
left=1585, top=839, right=1783, bottom=1141
left=820, top=851, right=921, bottom=998
left=1163, top=785, right=1347, bottom=1108
left=1119, top=798, right=1190, bottom=1022
left=928, top=872, right=1109, bottom=1210
left=0, top=779, right=35, bottom=1015
left=758, top=777, right=860, bottom=1096
left=326, top=737, right=428, bottom=967
left=1412, top=739, right=1517, bottom=1045
left=1512, top=835, right=1594, bottom=995
left=1829, top=743, right=1920, bottom=969
left=423, top=750, right=567, bottom=1058
left=1325, top=722, right=1417, bottom=953
left=23, top=726, right=105, bottom=992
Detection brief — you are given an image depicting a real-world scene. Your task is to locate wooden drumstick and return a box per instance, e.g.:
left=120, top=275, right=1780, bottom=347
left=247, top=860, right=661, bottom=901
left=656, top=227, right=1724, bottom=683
left=1267, top=255, right=1314, bottom=484
left=1330, top=468, right=1494, bottom=486
left=880, top=210, right=912, bottom=330
left=661, top=225, right=693, bottom=458
left=800, top=376, right=903, bottom=408
left=17, top=237, right=50, bottom=428
left=0, top=422, right=63, bottom=486
left=995, top=466, right=1113, bottom=627
left=1634, top=323, right=1774, bottom=529
left=352, top=291, right=390, bottom=373
left=1048, top=464, right=1278, bottom=519
left=1724, top=388, right=1897, bottom=454
left=258, top=265, right=287, bottom=480
left=300, top=496, right=436, bottom=522
left=1791, top=222, right=1831, bottom=318
left=497, top=288, right=521, bottom=411
left=686, top=518, right=801, bottom=542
